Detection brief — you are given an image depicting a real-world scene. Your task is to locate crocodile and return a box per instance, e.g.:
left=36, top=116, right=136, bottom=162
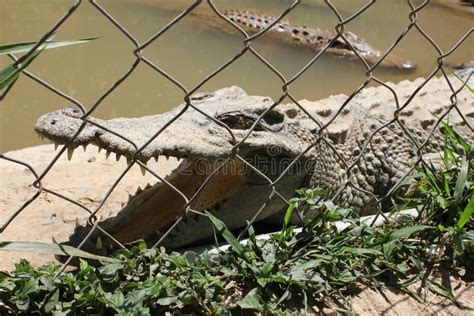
left=35, top=75, right=473, bottom=250
left=157, top=3, right=416, bottom=71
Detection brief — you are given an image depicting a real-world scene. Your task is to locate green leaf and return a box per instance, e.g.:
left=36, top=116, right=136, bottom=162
left=238, top=288, right=264, bottom=311
left=0, top=49, right=42, bottom=96
left=387, top=225, right=433, bottom=242
left=0, top=38, right=98, bottom=55
left=457, top=197, right=474, bottom=229
left=0, top=38, right=97, bottom=99
left=421, top=164, right=441, bottom=193
left=426, top=278, right=456, bottom=302
left=442, top=121, right=471, bottom=153
left=205, top=211, right=246, bottom=259
left=108, top=291, right=125, bottom=309
left=382, top=241, right=399, bottom=259
left=0, top=241, right=120, bottom=263
left=156, top=296, right=178, bottom=306
left=17, top=278, right=38, bottom=297
left=284, top=203, right=296, bottom=226
left=126, top=289, right=147, bottom=306
left=341, top=247, right=382, bottom=256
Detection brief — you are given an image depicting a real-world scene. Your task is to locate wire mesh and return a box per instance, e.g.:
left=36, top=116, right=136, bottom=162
left=1, top=0, right=473, bottom=274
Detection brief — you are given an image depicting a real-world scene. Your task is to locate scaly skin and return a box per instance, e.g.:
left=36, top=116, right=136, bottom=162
left=35, top=75, right=473, bottom=249
left=154, top=2, right=416, bottom=71
left=216, top=8, right=415, bottom=70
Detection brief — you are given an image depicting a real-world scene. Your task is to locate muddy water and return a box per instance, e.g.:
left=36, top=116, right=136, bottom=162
left=0, top=0, right=472, bottom=152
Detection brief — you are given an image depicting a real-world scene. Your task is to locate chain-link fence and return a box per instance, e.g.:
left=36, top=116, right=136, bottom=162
left=1, top=0, right=473, bottom=273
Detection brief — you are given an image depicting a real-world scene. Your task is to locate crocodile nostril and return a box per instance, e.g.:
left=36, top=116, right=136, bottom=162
left=51, top=119, right=57, bottom=125
left=263, top=110, right=285, bottom=125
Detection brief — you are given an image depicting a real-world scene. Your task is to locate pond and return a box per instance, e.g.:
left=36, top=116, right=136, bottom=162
left=1, top=0, right=472, bottom=152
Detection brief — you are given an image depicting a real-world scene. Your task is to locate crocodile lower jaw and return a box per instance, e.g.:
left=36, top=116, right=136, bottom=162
left=67, top=150, right=249, bottom=249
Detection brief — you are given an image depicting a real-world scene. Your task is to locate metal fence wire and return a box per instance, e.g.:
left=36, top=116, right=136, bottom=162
left=1, top=0, right=473, bottom=273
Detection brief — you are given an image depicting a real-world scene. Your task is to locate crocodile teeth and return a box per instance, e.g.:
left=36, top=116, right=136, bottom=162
left=165, top=155, right=170, bottom=161
left=105, top=150, right=111, bottom=159
left=136, top=186, right=142, bottom=194
left=82, top=144, right=87, bottom=152
left=98, top=146, right=102, bottom=153
left=127, top=157, right=132, bottom=165
left=140, top=164, right=146, bottom=176
left=128, top=193, right=133, bottom=201
left=54, top=143, right=59, bottom=151
left=96, top=237, right=103, bottom=250
left=115, top=153, right=121, bottom=162
left=154, top=155, right=159, bottom=162
left=75, top=217, right=80, bottom=228
left=176, top=157, right=181, bottom=162
left=145, top=183, right=152, bottom=189
left=67, top=147, right=75, bottom=161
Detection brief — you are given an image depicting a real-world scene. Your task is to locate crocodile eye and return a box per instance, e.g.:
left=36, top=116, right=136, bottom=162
left=216, top=110, right=284, bottom=132
left=216, top=112, right=254, bottom=130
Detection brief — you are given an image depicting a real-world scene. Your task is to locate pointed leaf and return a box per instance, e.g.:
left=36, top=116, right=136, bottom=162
left=0, top=38, right=98, bottom=55
left=457, top=197, right=474, bottom=229
left=0, top=241, right=119, bottom=263
left=0, top=49, right=43, bottom=99
left=205, top=211, right=245, bottom=258
left=284, top=203, right=295, bottom=226
left=1, top=38, right=97, bottom=100
left=238, top=288, right=264, bottom=311
left=385, top=225, right=434, bottom=242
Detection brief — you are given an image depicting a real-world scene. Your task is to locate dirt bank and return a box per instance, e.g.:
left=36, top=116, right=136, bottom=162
left=0, top=144, right=179, bottom=270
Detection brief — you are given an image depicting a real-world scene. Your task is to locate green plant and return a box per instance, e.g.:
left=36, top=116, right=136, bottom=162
left=397, top=122, right=473, bottom=271
left=0, top=38, right=96, bottom=100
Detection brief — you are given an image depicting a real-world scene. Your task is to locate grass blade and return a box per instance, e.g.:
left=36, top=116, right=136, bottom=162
left=0, top=49, right=42, bottom=99
left=206, top=211, right=246, bottom=258
left=386, top=225, right=433, bottom=242
left=0, top=241, right=119, bottom=263
left=457, top=197, right=474, bottom=229
left=284, top=203, right=296, bottom=227
left=0, top=38, right=98, bottom=55
left=0, top=38, right=97, bottom=100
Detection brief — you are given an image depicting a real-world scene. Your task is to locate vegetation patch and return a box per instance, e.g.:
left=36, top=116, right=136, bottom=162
left=0, top=125, right=472, bottom=314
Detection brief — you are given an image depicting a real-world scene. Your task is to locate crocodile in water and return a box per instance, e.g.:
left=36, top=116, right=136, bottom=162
left=156, top=3, right=416, bottom=71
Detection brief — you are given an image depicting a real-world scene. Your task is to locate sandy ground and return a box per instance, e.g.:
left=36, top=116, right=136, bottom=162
left=0, top=144, right=179, bottom=269
left=0, top=144, right=473, bottom=314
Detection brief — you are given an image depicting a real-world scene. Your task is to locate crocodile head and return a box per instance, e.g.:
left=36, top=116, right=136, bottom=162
left=35, top=87, right=315, bottom=250
left=35, top=87, right=313, bottom=162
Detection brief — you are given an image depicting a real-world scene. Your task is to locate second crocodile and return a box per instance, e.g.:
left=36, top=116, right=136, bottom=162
left=154, top=2, right=416, bottom=71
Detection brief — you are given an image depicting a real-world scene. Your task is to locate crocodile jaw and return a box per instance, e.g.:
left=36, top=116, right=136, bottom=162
left=34, top=107, right=236, bottom=162
left=34, top=87, right=303, bottom=162
left=99, top=158, right=248, bottom=244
